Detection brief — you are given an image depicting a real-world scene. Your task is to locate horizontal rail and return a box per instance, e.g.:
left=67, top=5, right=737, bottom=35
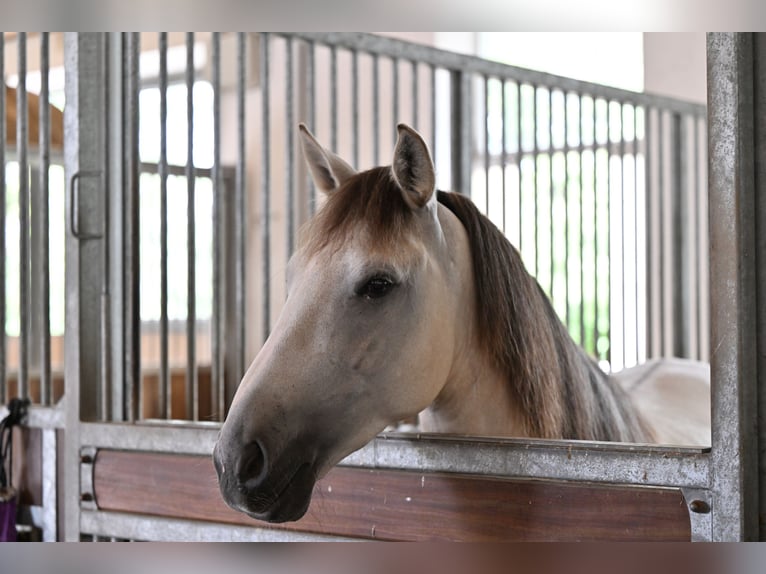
left=284, top=33, right=706, bottom=116
left=80, top=510, right=354, bottom=542
left=0, top=405, right=64, bottom=429
left=78, top=422, right=710, bottom=490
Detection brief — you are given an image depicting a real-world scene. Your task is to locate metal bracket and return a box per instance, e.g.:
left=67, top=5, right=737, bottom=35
left=681, top=487, right=712, bottom=542
left=70, top=170, right=105, bottom=240
left=80, top=446, right=98, bottom=511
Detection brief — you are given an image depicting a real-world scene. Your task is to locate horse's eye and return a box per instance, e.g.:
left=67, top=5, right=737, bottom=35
left=358, top=275, right=396, bottom=299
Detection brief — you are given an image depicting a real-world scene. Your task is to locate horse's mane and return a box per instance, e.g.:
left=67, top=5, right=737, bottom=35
left=303, top=165, right=651, bottom=442
left=436, top=190, right=652, bottom=442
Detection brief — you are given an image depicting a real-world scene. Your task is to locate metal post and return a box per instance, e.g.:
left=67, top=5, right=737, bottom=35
left=672, top=112, right=692, bottom=358
left=39, top=33, right=51, bottom=406
left=64, top=30, right=108, bottom=542
left=185, top=32, right=197, bottom=421
left=450, top=69, right=471, bottom=194
left=159, top=32, right=169, bottom=419
left=706, top=32, right=761, bottom=541
left=212, top=32, right=223, bottom=421
left=0, top=34, right=6, bottom=403
left=261, top=33, right=271, bottom=341
left=235, top=32, right=247, bottom=384
left=18, top=33, right=29, bottom=400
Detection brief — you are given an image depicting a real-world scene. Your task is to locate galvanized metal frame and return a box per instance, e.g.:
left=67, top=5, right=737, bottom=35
left=43, top=31, right=764, bottom=542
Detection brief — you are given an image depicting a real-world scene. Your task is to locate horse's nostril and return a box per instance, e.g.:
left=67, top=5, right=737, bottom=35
left=237, top=440, right=267, bottom=486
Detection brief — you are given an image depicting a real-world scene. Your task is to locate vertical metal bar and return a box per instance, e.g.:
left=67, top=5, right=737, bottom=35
left=393, top=57, right=399, bottom=139
left=261, top=33, right=271, bottom=342
left=0, top=34, right=5, bottom=404
left=501, top=80, right=507, bottom=234
left=351, top=49, right=359, bottom=168
left=211, top=32, right=223, bottom=421
left=517, top=82, right=523, bottom=253
left=532, top=85, right=538, bottom=277
left=562, top=91, right=569, bottom=330
left=549, top=88, right=555, bottom=299
left=707, top=32, right=760, bottom=541
left=18, top=32, right=29, bottom=400
left=634, top=104, right=641, bottom=363
left=484, top=76, right=489, bottom=216
left=657, top=109, right=665, bottom=356
left=39, top=33, right=51, bottom=406
left=620, top=103, right=627, bottom=370
left=185, top=32, right=197, bottom=421
left=330, top=45, right=337, bottom=152
left=673, top=112, right=691, bottom=359
left=125, top=32, right=141, bottom=422
left=593, top=99, right=600, bottom=360
left=235, top=32, right=247, bottom=386
left=693, top=114, right=702, bottom=360
left=286, top=36, right=295, bottom=257
left=431, top=65, right=437, bottom=171
left=450, top=70, right=471, bottom=195
left=605, top=100, right=612, bottom=367
left=372, top=54, right=379, bottom=165
left=305, top=40, right=316, bottom=214
left=158, top=32, right=169, bottom=419
left=412, top=60, right=418, bottom=130
left=579, top=94, right=585, bottom=348
left=99, top=34, right=111, bottom=421
left=645, top=106, right=654, bottom=358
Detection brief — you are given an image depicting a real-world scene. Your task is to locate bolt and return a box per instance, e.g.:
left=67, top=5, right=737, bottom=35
left=80, top=454, right=93, bottom=464
left=81, top=492, right=94, bottom=503
left=689, top=499, right=710, bottom=514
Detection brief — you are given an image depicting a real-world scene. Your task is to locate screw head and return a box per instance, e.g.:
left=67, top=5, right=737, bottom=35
left=689, top=499, right=710, bottom=514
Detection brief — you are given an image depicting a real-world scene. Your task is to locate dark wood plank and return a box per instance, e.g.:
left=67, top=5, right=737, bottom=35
left=92, top=450, right=691, bottom=541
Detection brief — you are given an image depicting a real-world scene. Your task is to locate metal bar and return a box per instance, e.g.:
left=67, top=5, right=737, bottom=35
left=351, top=49, right=359, bottom=168
left=449, top=70, right=471, bottom=195
left=707, top=32, right=760, bottom=541
left=41, top=429, right=57, bottom=540
left=579, top=95, right=585, bottom=348
left=412, top=60, right=418, bottom=129
left=159, top=32, right=170, bottom=419
left=0, top=34, right=5, bottom=404
left=393, top=57, right=399, bottom=137
left=562, top=91, right=568, bottom=330
left=185, top=32, right=197, bottom=421
left=645, top=107, right=654, bottom=358
left=484, top=76, right=490, bottom=217
left=517, top=82, right=523, bottom=253
left=658, top=109, right=666, bottom=356
left=286, top=36, right=296, bottom=256
left=284, top=34, right=706, bottom=117
left=673, top=112, right=692, bottom=359
left=694, top=115, right=702, bottom=361
left=605, top=100, right=612, bottom=367
left=431, top=64, right=437, bottom=170
left=372, top=54, right=379, bottom=165
left=77, top=422, right=710, bottom=490
left=236, top=32, right=247, bottom=383
left=330, top=45, right=337, bottom=152
left=18, top=32, right=29, bottom=400
left=81, top=510, right=354, bottom=542
left=549, top=88, right=555, bottom=300
left=620, top=103, right=627, bottom=370
left=261, top=33, right=271, bottom=341
left=532, top=85, right=538, bottom=277
left=99, top=34, right=111, bottom=421
left=593, top=99, right=601, bottom=359
left=501, top=80, right=507, bottom=234
left=125, top=32, right=141, bottom=422
left=211, top=32, right=223, bottom=421
left=634, top=105, right=641, bottom=364
left=39, top=33, right=51, bottom=406
left=306, top=40, right=316, bottom=214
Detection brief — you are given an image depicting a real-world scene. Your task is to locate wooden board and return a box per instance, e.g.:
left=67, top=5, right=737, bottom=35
left=92, top=450, right=691, bottom=541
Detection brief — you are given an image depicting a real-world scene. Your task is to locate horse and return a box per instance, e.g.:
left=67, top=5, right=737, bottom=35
left=213, top=123, right=711, bottom=524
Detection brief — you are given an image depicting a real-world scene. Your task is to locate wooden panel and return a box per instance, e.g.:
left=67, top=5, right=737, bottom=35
left=92, top=450, right=691, bottom=541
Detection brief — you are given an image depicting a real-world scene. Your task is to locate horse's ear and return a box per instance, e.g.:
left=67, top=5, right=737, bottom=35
left=299, top=124, right=356, bottom=195
left=391, top=124, right=436, bottom=209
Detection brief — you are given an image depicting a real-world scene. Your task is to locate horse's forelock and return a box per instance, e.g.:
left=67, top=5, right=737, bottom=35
left=302, top=167, right=415, bottom=255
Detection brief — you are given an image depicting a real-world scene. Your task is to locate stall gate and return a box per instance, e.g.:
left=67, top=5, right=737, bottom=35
left=1, top=32, right=765, bottom=541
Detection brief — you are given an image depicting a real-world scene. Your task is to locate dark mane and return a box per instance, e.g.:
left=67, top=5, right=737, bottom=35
left=436, top=190, right=651, bottom=442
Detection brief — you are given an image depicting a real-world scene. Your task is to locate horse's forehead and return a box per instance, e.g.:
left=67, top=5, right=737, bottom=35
left=297, top=227, right=425, bottom=275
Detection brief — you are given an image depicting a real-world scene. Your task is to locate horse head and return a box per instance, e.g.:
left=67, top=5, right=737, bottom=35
left=214, top=124, right=474, bottom=522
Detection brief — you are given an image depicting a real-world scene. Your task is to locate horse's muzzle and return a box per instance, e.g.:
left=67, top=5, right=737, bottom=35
left=212, top=439, right=316, bottom=523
